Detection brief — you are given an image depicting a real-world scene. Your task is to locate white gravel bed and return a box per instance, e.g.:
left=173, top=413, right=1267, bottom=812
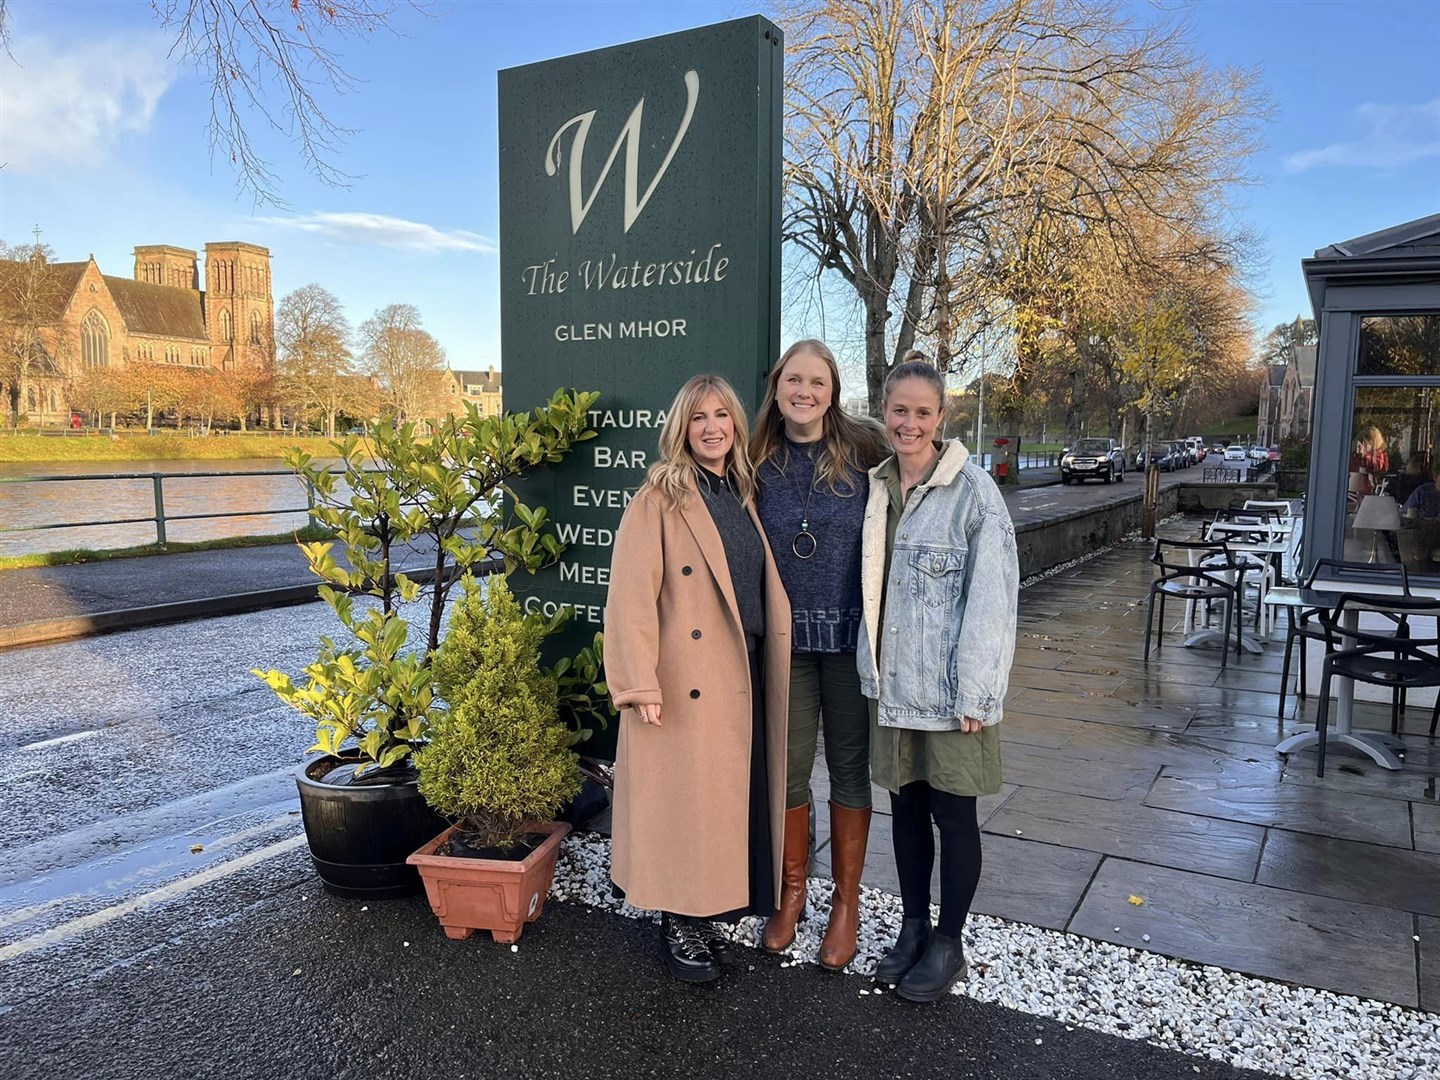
left=551, top=832, right=1438, bottom=1080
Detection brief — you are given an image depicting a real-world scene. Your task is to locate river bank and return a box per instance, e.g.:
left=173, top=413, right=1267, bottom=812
left=0, top=432, right=337, bottom=464
left=0, top=524, right=332, bottom=571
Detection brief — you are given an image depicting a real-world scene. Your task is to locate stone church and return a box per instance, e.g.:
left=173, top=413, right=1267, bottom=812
left=0, top=241, right=274, bottom=424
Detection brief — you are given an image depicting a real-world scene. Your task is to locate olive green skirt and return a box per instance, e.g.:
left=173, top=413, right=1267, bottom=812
left=869, top=698, right=1004, bottom=797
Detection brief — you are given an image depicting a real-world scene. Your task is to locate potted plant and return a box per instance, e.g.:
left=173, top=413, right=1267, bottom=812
left=408, top=576, right=581, bottom=942
left=254, top=390, right=597, bottom=897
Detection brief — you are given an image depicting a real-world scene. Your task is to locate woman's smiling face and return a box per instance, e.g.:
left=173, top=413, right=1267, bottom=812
left=884, top=376, right=944, bottom=459
left=687, top=391, right=735, bottom=474
left=775, top=350, right=833, bottom=441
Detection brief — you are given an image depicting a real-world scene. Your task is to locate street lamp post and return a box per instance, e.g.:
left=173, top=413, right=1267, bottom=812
left=1144, top=353, right=1158, bottom=538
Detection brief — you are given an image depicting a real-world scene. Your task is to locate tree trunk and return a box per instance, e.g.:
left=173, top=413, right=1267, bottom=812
left=864, top=289, right=890, bottom=417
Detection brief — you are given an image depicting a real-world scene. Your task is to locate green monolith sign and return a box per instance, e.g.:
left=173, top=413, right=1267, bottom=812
left=499, top=17, right=783, bottom=757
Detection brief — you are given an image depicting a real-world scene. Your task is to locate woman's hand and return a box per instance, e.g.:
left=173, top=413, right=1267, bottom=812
left=958, top=716, right=982, bottom=734
left=636, top=703, right=663, bottom=727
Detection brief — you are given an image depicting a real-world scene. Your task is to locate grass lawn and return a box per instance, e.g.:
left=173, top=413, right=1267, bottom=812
left=0, top=525, right=333, bottom=571
left=0, top=432, right=338, bottom=464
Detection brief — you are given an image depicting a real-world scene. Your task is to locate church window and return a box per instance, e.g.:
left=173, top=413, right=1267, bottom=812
left=81, top=309, right=110, bottom=369
left=250, top=311, right=262, bottom=345
left=220, top=309, right=233, bottom=342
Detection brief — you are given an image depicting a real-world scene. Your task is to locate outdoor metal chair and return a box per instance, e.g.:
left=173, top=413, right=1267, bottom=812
left=1314, top=595, right=1440, bottom=777
left=1144, top=538, right=1244, bottom=668
left=1278, top=558, right=1410, bottom=719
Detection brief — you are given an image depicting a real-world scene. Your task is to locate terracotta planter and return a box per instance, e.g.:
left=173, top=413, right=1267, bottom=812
left=408, top=821, right=572, bottom=943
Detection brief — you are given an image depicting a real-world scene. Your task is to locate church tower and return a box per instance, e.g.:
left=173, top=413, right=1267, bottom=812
left=204, top=242, right=274, bottom=370
left=133, top=245, right=199, bottom=290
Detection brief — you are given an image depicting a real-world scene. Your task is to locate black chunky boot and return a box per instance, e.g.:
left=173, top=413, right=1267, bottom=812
left=660, top=913, right=720, bottom=983
left=693, top=920, right=733, bottom=963
left=874, top=916, right=931, bottom=984
left=896, top=931, right=968, bottom=1003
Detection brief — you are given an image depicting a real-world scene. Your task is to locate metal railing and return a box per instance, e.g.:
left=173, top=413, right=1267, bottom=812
left=0, top=468, right=317, bottom=546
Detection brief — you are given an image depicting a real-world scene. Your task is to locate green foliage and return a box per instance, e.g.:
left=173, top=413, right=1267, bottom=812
left=547, top=631, right=617, bottom=746
left=417, top=576, right=581, bottom=850
left=252, top=389, right=599, bottom=775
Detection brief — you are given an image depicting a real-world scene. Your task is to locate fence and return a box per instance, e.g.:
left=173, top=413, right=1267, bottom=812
left=0, top=469, right=318, bottom=547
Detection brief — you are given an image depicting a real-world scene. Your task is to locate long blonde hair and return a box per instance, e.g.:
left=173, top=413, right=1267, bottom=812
left=640, top=374, right=756, bottom=508
left=750, top=339, right=888, bottom=492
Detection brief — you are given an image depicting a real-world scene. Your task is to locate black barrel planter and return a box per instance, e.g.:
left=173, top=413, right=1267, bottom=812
left=296, top=757, right=450, bottom=899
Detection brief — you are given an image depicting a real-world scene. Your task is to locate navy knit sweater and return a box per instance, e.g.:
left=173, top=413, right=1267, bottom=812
left=755, top=438, right=868, bottom=653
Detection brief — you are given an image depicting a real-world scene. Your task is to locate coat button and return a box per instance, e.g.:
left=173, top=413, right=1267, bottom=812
left=691, top=629, right=702, bottom=639
left=682, top=565, right=693, bottom=575
left=689, top=689, right=701, bottom=699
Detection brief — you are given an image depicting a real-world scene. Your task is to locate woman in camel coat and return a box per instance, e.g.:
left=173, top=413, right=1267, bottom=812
left=605, top=373, right=791, bottom=982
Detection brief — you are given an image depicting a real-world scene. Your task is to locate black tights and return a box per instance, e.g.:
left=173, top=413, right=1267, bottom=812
left=889, top=782, right=981, bottom=938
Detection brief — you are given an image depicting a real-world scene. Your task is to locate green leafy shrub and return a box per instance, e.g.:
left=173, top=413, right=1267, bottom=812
left=417, top=575, right=581, bottom=851
left=252, top=390, right=598, bottom=776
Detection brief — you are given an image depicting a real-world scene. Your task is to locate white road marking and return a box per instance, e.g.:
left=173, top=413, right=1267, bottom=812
left=17, top=730, right=102, bottom=752
left=0, top=814, right=300, bottom=932
left=0, top=834, right=307, bottom=965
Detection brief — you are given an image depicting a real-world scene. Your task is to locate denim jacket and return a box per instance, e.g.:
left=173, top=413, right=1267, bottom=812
left=857, top=440, right=1019, bottom=730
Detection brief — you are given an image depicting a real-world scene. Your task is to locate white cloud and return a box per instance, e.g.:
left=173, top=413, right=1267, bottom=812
left=1284, top=98, right=1440, bottom=173
left=0, top=27, right=177, bottom=172
left=256, top=211, right=497, bottom=254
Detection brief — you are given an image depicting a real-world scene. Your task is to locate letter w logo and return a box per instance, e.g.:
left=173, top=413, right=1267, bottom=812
left=544, top=70, right=699, bottom=235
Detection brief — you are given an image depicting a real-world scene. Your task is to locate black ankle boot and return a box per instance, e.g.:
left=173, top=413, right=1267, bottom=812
left=896, top=931, right=967, bottom=1002
left=874, top=917, right=930, bottom=984
left=660, top=913, right=720, bottom=983
left=693, top=920, right=733, bottom=962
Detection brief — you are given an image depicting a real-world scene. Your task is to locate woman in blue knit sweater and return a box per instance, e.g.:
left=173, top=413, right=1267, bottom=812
left=751, top=339, right=889, bottom=970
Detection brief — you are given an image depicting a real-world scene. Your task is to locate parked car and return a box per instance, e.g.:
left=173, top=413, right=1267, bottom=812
left=1170, top=440, right=1193, bottom=468
left=1223, top=444, right=1249, bottom=462
left=1137, top=443, right=1180, bottom=471
left=1186, top=437, right=1206, bottom=463
left=1249, top=444, right=1270, bottom=463
left=1060, top=437, right=1126, bottom=484
left=1267, top=446, right=1282, bottom=462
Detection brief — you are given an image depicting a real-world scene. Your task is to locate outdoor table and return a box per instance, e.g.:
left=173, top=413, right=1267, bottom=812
left=1207, top=519, right=1295, bottom=539
left=1161, top=529, right=1266, bottom=654
left=1263, top=584, right=1434, bottom=770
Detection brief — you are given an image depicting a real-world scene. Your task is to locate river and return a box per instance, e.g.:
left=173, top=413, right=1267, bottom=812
left=0, top=459, right=331, bottom=557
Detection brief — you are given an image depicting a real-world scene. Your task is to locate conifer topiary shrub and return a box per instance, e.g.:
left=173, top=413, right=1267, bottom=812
left=417, top=575, right=581, bottom=853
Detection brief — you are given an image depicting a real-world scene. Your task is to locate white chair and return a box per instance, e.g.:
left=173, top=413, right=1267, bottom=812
left=1201, top=513, right=1284, bottom=635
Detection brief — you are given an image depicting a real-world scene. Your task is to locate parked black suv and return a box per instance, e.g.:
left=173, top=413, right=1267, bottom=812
left=1060, top=438, right=1126, bottom=484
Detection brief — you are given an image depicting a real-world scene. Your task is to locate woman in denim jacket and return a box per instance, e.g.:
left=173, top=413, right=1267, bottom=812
left=857, top=359, right=1019, bottom=1003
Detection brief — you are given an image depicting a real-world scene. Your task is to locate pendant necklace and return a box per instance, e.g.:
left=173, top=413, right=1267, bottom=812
left=787, top=447, right=818, bottom=560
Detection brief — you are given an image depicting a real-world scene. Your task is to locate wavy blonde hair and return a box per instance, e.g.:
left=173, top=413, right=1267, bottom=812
left=641, top=374, right=756, bottom=508
left=750, top=339, right=888, bottom=493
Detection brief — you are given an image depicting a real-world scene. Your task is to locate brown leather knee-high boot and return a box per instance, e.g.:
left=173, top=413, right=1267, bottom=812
left=761, top=803, right=810, bottom=952
left=819, top=802, right=872, bottom=971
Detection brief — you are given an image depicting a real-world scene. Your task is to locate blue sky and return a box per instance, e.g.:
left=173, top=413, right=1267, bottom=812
left=2, top=0, right=1436, bottom=377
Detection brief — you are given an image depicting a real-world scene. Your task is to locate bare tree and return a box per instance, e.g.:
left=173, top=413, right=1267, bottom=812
left=0, top=238, right=73, bottom=429
left=781, top=0, right=1268, bottom=414
left=276, top=283, right=357, bottom=437
left=0, top=1, right=425, bottom=207
left=358, top=303, right=448, bottom=425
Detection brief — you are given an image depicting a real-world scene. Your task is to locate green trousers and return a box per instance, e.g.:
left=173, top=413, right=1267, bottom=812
left=785, top=651, right=871, bottom=810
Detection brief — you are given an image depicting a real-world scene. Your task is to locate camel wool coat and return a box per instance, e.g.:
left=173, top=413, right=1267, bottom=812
left=604, top=479, right=791, bottom=916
